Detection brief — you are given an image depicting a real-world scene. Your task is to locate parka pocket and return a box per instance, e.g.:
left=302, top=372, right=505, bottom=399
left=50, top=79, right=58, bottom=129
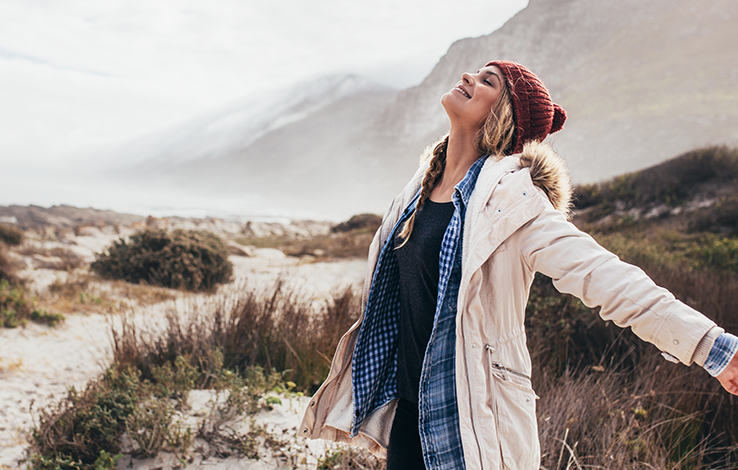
left=486, top=351, right=539, bottom=469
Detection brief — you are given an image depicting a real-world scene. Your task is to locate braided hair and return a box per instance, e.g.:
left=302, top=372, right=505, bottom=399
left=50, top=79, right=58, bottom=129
left=395, top=83, right=514, bottom=248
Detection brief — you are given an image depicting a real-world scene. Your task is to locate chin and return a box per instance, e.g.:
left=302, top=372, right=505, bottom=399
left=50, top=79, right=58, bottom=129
left=440, top=93, right=458, bottom=118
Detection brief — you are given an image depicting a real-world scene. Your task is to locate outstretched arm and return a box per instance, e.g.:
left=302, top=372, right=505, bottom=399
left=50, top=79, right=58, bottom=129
left=519, top=205, right=733, bottom=381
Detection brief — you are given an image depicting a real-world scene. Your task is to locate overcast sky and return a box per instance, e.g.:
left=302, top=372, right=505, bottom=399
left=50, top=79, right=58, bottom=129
left=0, top=0, right=527, bottom=170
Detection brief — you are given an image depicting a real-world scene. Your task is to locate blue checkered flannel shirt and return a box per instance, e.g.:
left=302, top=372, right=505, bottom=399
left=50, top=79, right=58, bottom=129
left=351, top=155, right=488, bottom=470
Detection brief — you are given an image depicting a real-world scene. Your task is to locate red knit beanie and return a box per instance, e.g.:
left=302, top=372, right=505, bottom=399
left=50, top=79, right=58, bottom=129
left=486, top=60, right=566, bottom=155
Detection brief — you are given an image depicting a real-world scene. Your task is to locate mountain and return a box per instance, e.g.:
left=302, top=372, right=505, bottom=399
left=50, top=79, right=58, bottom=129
left=381, top=0, right=738, bottom=183
left=100, top=74, right=392, bottom=173
left=112, top=0, right=738, bottom=220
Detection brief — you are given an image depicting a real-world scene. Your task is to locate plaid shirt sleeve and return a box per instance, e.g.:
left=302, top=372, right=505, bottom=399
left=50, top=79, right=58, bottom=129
left=703, top=332, right=738, bottom=377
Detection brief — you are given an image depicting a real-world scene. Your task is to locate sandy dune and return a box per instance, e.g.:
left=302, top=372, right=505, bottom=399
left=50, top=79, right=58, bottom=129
left=0, top=225, right=367, bottom=469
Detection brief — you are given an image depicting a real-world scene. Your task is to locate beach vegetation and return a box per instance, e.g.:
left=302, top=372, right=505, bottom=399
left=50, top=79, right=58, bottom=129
left=235, top=213, right=381, bottom=260
left=91, top=229, right=233, bottom=292
left=0, top=223, right=23, bottom=246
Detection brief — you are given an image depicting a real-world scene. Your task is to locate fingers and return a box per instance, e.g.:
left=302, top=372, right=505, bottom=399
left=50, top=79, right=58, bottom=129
left=718, top=375, right=738, bottom=395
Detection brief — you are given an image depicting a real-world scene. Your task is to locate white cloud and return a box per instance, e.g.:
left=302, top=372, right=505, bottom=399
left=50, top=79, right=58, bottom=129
left=0, top=0, right=528, bottom=168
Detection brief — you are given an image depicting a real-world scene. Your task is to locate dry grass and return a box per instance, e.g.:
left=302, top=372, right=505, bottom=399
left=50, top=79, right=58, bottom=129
left=0, top=242, right=21, bottom=284
left=39, top=273, right=177, bottom=315
left=0, top=224, right=23, bottom=246
left=16, top=243, right=85, bottom=271
left=535, top=356, right=738, bottom=469
left=111, top=280, right=360, bottom=393
left=317, top=446, right=385, bottom=469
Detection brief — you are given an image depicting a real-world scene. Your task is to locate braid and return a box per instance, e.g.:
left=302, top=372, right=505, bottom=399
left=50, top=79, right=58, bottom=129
left=395, top=135, right=449, bottom=249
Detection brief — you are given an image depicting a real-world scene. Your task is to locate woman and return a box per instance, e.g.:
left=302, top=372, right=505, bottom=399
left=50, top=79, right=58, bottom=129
left=299, top=61, right=738, bottom=470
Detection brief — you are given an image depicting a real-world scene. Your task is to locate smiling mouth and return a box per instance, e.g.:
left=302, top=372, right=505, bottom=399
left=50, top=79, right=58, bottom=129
left=454, top=84, right=471, bottom=99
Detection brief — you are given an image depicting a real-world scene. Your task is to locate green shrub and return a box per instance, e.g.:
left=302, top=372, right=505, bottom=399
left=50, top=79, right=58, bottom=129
left=91, top=229, right=233, bottom=292
left=1, top=279, right=65, bottom=328
left=1, top=279, right=31, bottom=328
left=0, top=223, right=23, bottom=246
left=31, top=309, right=66, bottom=327
left=690, top=236, right=738, bottom=273
left=29, top=349, right=293, bottom=469
left=29, top=365, right=141, bottom=470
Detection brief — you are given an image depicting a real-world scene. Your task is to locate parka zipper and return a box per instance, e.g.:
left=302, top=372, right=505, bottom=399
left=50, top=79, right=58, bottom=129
left=485, top=344, right=531, bottom=381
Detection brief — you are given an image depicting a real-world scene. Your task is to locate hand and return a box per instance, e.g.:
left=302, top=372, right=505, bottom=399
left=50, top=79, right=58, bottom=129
left=716, top=352, right=738, bottom=395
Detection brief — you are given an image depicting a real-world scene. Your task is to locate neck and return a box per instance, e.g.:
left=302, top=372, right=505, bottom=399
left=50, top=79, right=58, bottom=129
left=442, top=126, right=483, bottom=187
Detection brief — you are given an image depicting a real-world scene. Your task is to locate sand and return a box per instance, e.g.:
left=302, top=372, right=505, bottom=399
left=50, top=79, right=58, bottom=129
left=0, top=225, right=367, bottom=470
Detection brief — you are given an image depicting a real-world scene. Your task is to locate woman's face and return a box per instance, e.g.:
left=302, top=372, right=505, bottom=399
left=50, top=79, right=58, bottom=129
left=441, top=64, right=505, bottom=130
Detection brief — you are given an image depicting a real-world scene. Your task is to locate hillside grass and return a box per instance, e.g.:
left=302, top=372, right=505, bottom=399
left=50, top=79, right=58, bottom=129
left=575, top=146, right=738, bottom=226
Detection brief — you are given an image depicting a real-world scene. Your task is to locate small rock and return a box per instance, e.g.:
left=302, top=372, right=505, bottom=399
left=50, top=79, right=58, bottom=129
left=227, top=241, right=255, bottom=257
left=30, top=254, right=65, bottom=270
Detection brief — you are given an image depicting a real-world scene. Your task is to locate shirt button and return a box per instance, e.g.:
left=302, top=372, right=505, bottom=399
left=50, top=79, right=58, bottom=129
left=673, top=339, right=679, bottom=345
left=472, top=343, right=477, bottom=348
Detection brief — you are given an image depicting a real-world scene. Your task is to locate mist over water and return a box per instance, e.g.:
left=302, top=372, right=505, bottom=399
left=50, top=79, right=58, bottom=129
left=0, top=168, right=322, bottom=223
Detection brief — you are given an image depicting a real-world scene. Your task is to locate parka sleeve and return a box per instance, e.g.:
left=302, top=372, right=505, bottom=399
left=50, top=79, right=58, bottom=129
left=518, top=204, right=718, bottom=366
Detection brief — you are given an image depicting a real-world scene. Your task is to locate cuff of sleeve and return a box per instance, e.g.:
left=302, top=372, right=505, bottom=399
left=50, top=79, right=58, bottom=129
left=692, top=326, right=724, bottom=367
left=703, top=332, right=738, bottom=377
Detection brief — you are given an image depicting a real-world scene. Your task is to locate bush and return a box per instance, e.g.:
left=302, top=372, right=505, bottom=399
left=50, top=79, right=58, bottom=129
left=1, top=278, right=31, bottom=328
left=29, top=350, right=294, bottom=469
left=29, top=365, right=141, bottom=470
left=689, top=236, right=738, bottom=273
left=0, top=223, right=23, bottom=246
left=91, top=229, right=233, bottom=292
left=331, top=213, right=382, bottom=234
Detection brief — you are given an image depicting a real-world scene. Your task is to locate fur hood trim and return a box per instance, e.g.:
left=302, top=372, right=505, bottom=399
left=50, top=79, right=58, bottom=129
left=519, top=141, right=573, bottom=214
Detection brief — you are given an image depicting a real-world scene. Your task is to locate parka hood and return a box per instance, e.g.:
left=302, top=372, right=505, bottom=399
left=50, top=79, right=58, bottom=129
left=417, top=139, right=573, bottom=215
left=519, top=141, right=573, bottom=215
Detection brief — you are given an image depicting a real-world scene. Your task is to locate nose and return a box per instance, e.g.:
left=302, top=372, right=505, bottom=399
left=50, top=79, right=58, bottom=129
left=461, top=72, right=473, bottom=84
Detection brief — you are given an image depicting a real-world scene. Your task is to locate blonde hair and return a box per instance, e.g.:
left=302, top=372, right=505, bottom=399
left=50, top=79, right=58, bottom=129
left=395, top=84, right=514, bottom=248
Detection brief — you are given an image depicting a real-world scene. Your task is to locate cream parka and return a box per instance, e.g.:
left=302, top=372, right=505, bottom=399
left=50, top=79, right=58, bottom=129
left=299, top=142, right=718, bottom=470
